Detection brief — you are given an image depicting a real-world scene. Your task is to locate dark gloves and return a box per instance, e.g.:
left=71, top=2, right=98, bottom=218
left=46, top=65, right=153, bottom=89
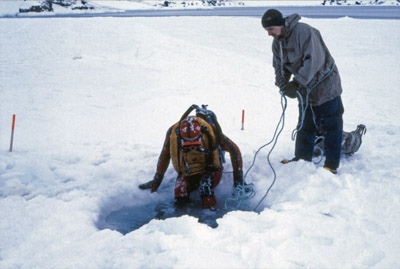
left=280, top=80, right=300, bottom=99
left=232, top=182, right=254, bottom=198
left=276, top=76, right=288, bottom=89
left=138, top=172, right=163, bottom=193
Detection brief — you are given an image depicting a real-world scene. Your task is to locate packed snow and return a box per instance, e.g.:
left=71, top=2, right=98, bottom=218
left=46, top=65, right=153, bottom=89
left=1, top=3, right=400, bottom=268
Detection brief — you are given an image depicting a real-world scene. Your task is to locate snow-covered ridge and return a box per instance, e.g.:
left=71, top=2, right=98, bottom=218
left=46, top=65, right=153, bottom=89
left=1, top=0, right=399, bottom=16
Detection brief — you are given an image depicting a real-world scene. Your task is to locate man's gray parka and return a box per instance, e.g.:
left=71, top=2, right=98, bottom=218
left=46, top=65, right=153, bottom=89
left=272, top=14, right=342, bottom=106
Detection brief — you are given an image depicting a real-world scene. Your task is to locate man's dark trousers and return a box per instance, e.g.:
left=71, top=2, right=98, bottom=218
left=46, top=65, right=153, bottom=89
left=295, top=96, right=344, bottom=169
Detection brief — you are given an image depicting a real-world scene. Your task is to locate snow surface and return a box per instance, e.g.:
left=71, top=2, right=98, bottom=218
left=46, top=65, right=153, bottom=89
left=1, top=5, right=400, bottom=269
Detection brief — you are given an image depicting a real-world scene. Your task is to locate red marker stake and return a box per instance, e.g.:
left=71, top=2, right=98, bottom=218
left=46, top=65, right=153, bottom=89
left=241, top=110, right=245, bottom=130
left=9, top=114, right=15, bottom=152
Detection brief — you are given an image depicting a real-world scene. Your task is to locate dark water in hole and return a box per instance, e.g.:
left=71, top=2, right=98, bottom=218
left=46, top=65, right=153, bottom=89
left=98, top=200, right=233, bottom=235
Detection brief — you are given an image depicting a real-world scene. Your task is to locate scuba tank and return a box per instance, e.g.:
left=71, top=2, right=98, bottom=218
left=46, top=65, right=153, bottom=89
left=178, top=104, right=226, bottom=164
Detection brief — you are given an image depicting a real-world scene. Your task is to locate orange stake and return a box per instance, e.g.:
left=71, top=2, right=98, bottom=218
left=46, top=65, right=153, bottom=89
left=9, top=114, right=15, bottom=152
left=241, top=110, right=245, bottom=130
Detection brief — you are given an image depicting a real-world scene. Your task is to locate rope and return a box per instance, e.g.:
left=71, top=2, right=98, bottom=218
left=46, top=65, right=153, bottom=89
left=291, top=87, right=311, bottom=141
left=224, top=92, right=288, bottom=211
left=291, top=65, right=336, bottom=141
left=225, top=65, right=336, bottom=212
left=312, top=136, right=325, bottom=164
left=224, top=183, right=256, bottom=210
left=253, top=93, right=288, bottom=212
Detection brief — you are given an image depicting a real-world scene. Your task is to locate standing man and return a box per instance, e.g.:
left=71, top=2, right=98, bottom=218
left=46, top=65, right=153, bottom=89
left=261, top=9, right=344, bottom=174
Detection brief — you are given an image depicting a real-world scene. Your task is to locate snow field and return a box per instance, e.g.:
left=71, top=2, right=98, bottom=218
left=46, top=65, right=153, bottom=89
left=0, top=15, right=400, bottom=268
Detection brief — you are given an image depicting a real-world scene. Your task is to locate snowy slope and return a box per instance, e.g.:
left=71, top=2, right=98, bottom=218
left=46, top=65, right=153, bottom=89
left=1, top=13, right=400, bottom=268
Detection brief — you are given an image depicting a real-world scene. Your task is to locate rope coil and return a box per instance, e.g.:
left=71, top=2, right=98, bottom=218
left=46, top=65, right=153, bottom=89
left=224, top=65, right=336, bottom=212
left=225, top=183, right=256, bottom=211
